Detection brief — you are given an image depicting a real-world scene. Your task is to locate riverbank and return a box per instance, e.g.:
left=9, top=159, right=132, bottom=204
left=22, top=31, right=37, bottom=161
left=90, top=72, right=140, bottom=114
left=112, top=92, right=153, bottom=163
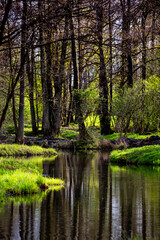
left=110, top=145, right=160, bottom=166
left=0, top=157, right=64, bottom=199
left=1, top=132, right=160, bottom=150
left=1, top=129, right=160, bottom=166
left=0, top=143, right=63, bottom=199
left=0, top=143, right=57, bottom=156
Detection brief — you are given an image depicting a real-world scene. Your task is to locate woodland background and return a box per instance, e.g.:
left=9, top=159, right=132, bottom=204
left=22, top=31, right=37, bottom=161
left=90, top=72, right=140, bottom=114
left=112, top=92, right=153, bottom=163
left=0, top=0, right=160, bottom=143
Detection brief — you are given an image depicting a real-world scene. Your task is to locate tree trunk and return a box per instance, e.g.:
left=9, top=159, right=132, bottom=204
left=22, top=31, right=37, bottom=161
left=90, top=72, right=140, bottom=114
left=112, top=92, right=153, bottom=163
left=120, top=0, right=133, bottom=88
left=78, top=0, right=83, bottom=90
left=0, top=0, right=12, bottom=46
left=66, top=61, right=74, bottom=126
left=8, top=27, right=18, bottom=135
left=52, top=17, right=68, bottom=135
left=96, top=1, right=111, bottom=135
left=26, top=48, right=37, bottom=135
left=16, top=0, right=27, bottom=144
left=109, top=0, right=113, bottom=112
left=126, top=0, right=133, bottom=87
left=45, top=41, right=54, bottom=136
left=69, top=2, right=90, bottom=141
left=38, top=0, right=50, bottom=135
left=142, top=13, right=147, bottom=82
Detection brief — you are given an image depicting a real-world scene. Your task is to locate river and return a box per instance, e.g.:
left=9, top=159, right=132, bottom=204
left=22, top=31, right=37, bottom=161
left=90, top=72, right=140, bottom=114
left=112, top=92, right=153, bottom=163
left=0, top=151, right=160, bottom=240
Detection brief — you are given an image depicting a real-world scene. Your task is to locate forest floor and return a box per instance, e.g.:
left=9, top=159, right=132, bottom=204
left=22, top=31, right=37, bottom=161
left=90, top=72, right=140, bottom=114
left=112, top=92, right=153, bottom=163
left=0, top=128, right=160, bottom=150
left=0, top=134, right=71, bottom=148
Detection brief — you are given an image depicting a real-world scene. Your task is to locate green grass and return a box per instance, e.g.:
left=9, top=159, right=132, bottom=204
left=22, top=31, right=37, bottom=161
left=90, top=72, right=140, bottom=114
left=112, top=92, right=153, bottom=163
left=0, top=157, right=64, bottom=199
left=0, top=144, right=56, bottom=156
left=61, top=128, right=79, bottom=139
left=110, top=145, right=160, bottom=165
left=102, top=132, right=160, bottom=141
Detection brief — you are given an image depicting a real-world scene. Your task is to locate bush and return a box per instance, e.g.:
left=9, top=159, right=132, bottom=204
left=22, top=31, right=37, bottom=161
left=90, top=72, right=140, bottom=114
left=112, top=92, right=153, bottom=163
left=112, top=76, right=160, bottom=134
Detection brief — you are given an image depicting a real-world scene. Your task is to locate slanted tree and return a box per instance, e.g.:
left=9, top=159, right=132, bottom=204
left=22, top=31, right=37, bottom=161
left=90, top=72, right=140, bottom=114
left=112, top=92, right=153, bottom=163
left=0, top=0, right=12, bottom=46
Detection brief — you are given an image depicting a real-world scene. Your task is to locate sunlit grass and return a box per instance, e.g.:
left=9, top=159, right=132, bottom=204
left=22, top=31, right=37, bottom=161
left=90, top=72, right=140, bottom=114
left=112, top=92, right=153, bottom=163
left=110, top=145, right=160, bottom=165
left=0, top=170, right=64, bottom=196
left=61, top=128, right=79, bottom=139
left=103, top=132, right=160, bottom=141
left=0, top=144, right=56, bottom=156
left=0, top=157, right=64, bottom=200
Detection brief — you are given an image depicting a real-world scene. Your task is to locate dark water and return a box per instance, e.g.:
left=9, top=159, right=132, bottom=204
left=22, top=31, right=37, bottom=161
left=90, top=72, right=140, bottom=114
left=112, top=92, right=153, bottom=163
left=0, top=151, right=160, bottom=240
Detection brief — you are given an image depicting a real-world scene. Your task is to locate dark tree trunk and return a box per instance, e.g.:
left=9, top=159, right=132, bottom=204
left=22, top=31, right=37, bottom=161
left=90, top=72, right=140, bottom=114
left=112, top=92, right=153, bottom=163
left=62, top=75, right=68, bottom=125
left=16, top=0, right=27, bottom=144
left=38, top=0, right=50, bottom=135
left=142, top=13, right=147, bottom=82
left=96, top=1, right=111, bottom=135
left=69, top=2, right=90, bottom=141
left=120, top=0, right=133, bottom=88
left=67, top=62, right=74, bottom=126
left=8, top=28, right=18, bottom=135
left=78, top=0, right=83, bottom=90
left=0, top=0, right=12, bottom=46
left=45, top=41, right=54, bottom=136
left=52, top=17, right=68, bottom=135
left=26, top=48, right=37, bottom=135
left=150, top=11, right=155, bottom=75
left=109, top=0, right=113, bottom=112
left=126, top=0, right=133, bottom=87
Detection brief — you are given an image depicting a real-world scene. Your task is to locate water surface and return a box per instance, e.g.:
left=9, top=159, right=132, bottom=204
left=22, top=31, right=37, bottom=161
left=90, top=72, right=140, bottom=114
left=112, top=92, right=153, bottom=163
left=0, top=151, right=160, bottom=239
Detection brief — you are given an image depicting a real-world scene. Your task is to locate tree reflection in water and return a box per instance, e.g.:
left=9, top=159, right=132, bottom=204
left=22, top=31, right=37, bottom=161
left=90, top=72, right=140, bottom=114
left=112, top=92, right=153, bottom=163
left=0, top=151, right=160, bottom=239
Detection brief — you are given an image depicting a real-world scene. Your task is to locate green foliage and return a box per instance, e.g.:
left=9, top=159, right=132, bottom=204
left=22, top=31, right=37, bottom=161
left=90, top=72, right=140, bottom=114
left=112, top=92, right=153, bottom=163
left=85, top=114, right=100, bottom=128
left=110, top=145, right=160, bottom=165
left=7, top=125, right=15, bottom=134
left=112, top=76, right=160, bottom=134
left=6, top=138, right=15, bottom=143
left=77, top=84, right=100, bottom=121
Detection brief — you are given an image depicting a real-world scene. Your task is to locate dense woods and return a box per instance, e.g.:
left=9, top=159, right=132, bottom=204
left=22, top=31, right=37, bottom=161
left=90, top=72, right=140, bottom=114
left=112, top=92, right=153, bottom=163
left=0, top=0, right=160, bottom=143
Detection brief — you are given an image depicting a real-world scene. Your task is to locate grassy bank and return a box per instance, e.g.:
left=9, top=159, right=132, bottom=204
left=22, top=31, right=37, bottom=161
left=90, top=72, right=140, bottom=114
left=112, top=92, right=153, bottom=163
left=0, top=144, right=56, bottom=156
left=110, top=145, right=160, bottom=165
left=0, top=157, right=64, bottom=199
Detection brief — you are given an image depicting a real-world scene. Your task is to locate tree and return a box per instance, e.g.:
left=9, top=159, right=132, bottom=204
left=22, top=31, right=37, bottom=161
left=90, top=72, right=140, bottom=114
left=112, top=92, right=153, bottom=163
left=95, top=0, right=112, bottom=135
left=68, top=1, right=91, bottom=141
left=16, top=0, right=27, bottom=144
left=52, top=15, right=68, bottom=136
left=120, top=0, right=133, bottom=88
left=0, top=0, right=12, bottom=46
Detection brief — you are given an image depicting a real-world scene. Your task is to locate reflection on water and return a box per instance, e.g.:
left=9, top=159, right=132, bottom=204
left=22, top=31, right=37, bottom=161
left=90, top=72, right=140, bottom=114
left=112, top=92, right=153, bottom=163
left=0, top=151, right=160, bottom=239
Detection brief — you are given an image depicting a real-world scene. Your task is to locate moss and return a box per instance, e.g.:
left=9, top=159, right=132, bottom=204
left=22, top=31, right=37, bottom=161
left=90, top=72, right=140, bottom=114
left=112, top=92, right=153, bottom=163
left=110, top=145, right=160, bottom=165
